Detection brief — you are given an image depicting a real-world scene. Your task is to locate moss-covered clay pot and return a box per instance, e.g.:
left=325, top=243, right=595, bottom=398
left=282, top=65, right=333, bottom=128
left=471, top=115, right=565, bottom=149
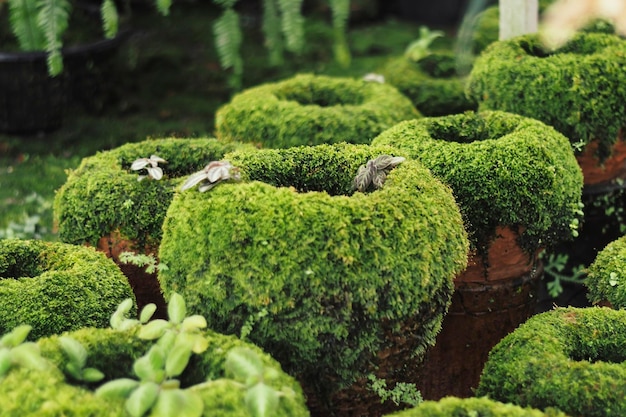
left=0, top=239, right=135, bottom=340
left=383, top=396, right=569, bottom=417
left=0, top=327, right=309, bottom=416
left=477, top=307, right=626, bottom=417
left=157, top=143, right=469, bottom=416
left=372, top=110, right=584, bottom=399
left=214, top=73, right=420, bottom=148
left=466, top=32, right=626, bottom=189
left=377, top=52, right=477, bottom=117
left=53, top=138, right=254, bottom=317
left=586, top=234, right=626, bottom=308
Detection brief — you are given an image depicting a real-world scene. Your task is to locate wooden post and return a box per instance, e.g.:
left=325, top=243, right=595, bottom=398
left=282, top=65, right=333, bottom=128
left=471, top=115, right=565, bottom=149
left=499, top=0, right=539, bottom=40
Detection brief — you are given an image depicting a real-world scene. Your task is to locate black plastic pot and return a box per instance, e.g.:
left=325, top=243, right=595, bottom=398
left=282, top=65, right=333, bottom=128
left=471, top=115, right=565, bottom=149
left=0, top=31, right=129, bottom=134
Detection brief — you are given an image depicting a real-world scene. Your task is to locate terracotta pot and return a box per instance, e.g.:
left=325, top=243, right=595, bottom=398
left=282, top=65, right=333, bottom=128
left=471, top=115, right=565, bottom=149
left=96, top=230, right=167, bottom=319
left=415, top=226, right=542, bottom=400
left=577, top=132, right=626, bottom=189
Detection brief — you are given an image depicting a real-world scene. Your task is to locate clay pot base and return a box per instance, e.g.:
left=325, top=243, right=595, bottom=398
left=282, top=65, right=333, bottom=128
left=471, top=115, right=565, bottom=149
left=96, top=232, right=168, bottom=319
left=416, top=226, right=541, bottom=400
left=577, top=134, right=626, bottom=188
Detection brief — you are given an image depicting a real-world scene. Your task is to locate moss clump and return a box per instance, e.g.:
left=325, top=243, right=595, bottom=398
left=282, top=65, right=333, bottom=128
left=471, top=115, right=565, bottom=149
left=477, top=307, right=626, bottom=417
left=371, top=111, right=583, bottom=255
left=466, top=32, right=626, bottom=162
left=158, top=143, right=469, bottom=394
left=377, top=52, right=477, bottom=117
left=0, top=239, right=135, bottom=340
left=384, top=396, right=569, bottom=417
left=0, top=327, right=308, bottom=417
left=214, top=73, right=420, bottom=148
left=54, top=137, right=254, bottom=248
left=586, top=235, right=626, bottom=308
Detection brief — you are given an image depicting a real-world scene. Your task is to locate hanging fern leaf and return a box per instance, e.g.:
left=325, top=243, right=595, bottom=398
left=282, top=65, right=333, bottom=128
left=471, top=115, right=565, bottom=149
left=262, top=0, right=284, bottom=66
left=213, top=7, right=243, bottom=90
left=329, top=0, right=351, bottom=67
left=155, top=0, right=172, bottom=16
left=36, top=0, right=71, bottom=76
left=8, top=0, right=46, bottom=51
left=277, top=0, right=304, bottom=53
left=101, top=0, right=119, bottom=39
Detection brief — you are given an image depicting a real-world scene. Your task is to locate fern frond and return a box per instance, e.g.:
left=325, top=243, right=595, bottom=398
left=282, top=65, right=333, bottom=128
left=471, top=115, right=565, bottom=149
left=262, top=0, right=284, bottom=66
left=155, top=0, right=172, bottom=16
left=36, top=0, right=71, bottom=76
left=101, top=0, right=119, bottom=39
left=277, top=0, right=304, bottom=53
left=213, top=7, right=243, bottom=89
left=329, top=0, right=351, bottom=67
left=8, top=0, right=46, bottom=50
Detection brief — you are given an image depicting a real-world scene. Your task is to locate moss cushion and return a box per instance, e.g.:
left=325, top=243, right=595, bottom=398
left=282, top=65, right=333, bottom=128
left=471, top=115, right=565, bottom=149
left=157, top=143, right=469, bottom=393
left=54, top=137, right=254, bottom=248
left=0, top=239, right=135, bottom=340
left=371, top=110, right=583, bottom=254
left=477, top=307, right=626, bottom=417
left=0, top=327, right=308, bottom=416
left=214, top=73, right=420, bottom=148
left=383, top=397, right=569, bottom=417
left=377, top=52, right=477, bottom=117
left=586, top=235, right=626, bottom=308
left=466, top=32, right=626, bottom=162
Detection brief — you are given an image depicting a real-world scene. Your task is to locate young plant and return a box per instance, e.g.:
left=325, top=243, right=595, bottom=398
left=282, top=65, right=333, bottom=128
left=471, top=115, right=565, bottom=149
left=180, top=160, right=241, bottom=192
left=130, top=155, right=167, bottom=181
left=404, top=26, right=444, bottom=62
left=59, top=336, right=105, bottom=383
left=367, top=374, right=423, bottom=407
left=0, top=324, right=49, bottom=379
left=542, top=251, right=587, bottom=298
left=119, top=251, right=169, bottom=275
left=353, top=155, right=405, bottom=193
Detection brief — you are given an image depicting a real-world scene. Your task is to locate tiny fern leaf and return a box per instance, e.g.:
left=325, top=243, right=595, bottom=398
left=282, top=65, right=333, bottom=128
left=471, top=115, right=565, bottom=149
left=155, top=0, right=172, bottom=16
left=36, top=0, right=71, bottom=76
left=277, top=0, right=304, bottom=53
left=8, top=0, right=46, bottom=50
left=261, top=0, right=284, bottom=66
left=101, top=0, right=119, bottom=39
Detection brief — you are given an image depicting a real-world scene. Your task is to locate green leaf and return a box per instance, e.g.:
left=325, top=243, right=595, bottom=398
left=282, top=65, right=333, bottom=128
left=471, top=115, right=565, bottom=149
left=155, top=0, right=172, bottom=16
left=225, top=347, right=264, bottom=383
left=138, top=320, right=170, bottom=340
left=100, top=0, right=118, bottom=39
left=11, top=342, right=48, bottom=371
left=133, top=347, right=165, bottom=382
left=95, top=378, right=140, bottom=400
left=156, top=331, right=176, bottom=353
left=1, top=324, right=32, bottom=348
left=82, top=367, right=105, bottom=383
left=36, top=0, right=71, bottom=76
left=167, top=293, right=186, bottom=325
left=59, top=336, right=87, bottom=368
left=165, top=341, right=193, bottom=377
left=181, top=315, right=207, bottom=332
left=140, top=304, right=158, bottom=324
left=245, top=383, right=280, bottom=417
left=8, top=0, right=46, bottom=50
left=150, top=389, right=203, bottom=417
left=0, top=349, right=13, bottom=377
left=111, top=298, right=135, bottom=329
left=125, top=381, right=160, bottom=417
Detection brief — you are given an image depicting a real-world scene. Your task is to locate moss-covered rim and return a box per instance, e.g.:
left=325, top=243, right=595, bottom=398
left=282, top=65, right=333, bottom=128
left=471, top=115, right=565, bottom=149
left=467, top=32, right=626, bottom=161
left=477, top=307, right=626, bottom=417
left=371, top=110, right=584, bottom=255
left=53, top=137, right=253, bottom=247
left=587, top=235, right=626, bottom=308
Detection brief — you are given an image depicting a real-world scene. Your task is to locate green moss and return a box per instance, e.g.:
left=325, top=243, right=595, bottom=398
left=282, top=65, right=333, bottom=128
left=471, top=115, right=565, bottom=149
left=0, top=239, right=135, bottom=340
left=53, top=137, right=254, bottom=248
left=214, top=73, right=420, bottom=148
left=467, top=32, right=626, bottom=161
left=384, top=396, right=569, bottom=417
left=377, top=52, right=477, bottom=117
left=0, top=327, right=308, bottom=416
left=477, top=307, right=626, bottom=417
left=158, top=143, right=469, bottom=394
left=371, top=111, right=583, bottom=254
left=586, top=235, right=626, bottom=308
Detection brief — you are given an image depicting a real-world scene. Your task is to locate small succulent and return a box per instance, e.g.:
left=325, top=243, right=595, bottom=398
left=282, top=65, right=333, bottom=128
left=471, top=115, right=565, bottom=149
left=180, top=161, right=241, bottom=192
left=354, top=155, right=405, bottom=193
left=363, top=73, right=385, bottom=83
left=130, top=155, right=167, bottom=181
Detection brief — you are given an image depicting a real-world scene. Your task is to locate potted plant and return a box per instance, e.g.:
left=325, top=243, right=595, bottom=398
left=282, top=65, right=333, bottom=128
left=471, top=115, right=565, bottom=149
left=0, top=0, right=127, bottom=132
left=371, top=110, right=584, bottom=399
left=53, top=137, right=255, bottom=317
left=477, top=306, right=626, bottom=417
left=0, top=238, right=136, bottom=340
left=156, top=142, right=470, bottom=416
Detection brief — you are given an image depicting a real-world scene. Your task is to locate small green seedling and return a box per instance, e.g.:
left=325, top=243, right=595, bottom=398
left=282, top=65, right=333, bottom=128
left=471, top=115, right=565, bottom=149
left=0, top=325, right=49, bottom=379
